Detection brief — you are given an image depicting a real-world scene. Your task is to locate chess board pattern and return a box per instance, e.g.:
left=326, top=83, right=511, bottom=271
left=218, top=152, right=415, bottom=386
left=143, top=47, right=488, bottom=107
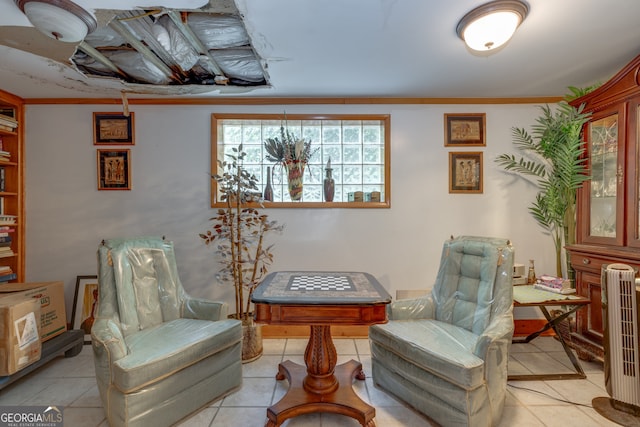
left=287, top=275, right=354, bottom=292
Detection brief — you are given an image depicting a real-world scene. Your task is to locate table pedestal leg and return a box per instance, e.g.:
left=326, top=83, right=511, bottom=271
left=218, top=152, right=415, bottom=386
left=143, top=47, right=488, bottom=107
left=265, top=325, right=376, bottom=427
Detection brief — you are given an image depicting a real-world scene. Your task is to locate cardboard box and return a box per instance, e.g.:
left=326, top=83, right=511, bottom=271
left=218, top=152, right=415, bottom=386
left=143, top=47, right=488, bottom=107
left=0, top=296, right=41, bottom=375
left=0, top=281, right=67, bottom=342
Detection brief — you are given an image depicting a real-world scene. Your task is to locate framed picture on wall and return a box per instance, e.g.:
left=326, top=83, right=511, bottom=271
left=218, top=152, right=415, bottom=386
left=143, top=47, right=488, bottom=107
left=72, top=275, right=98, bottom=344
left=444, top=113, right=486, bottom=147
left=97, top=149, right=131, bottom=190
left=93, top=112, right=135, bottom=145
left=449, top=151, right=483, bottom=194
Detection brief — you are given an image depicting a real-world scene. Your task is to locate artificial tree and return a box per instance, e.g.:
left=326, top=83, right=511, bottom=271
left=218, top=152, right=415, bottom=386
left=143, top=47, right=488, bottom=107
left=200, top=145, right=283, bottom=324
left=495, top=87, right=595, bottom=278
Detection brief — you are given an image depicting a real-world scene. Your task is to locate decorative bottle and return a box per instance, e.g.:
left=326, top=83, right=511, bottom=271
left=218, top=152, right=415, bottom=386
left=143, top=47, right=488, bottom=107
left=527, top=259, right=536, bottom=285
left=263, top=166, right=273, bottom=202
left=323, top=158, right=335, bottom=202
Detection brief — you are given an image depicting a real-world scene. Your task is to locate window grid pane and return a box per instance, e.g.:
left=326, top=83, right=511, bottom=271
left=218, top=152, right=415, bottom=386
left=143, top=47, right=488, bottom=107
left=215, top=115, right=387, bottom=205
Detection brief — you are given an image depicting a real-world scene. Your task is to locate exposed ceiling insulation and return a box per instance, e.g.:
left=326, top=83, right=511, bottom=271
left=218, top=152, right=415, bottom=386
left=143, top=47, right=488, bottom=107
left=73, top=8, right=267, bottom=88
left=0, top=0, right=269, bottom=96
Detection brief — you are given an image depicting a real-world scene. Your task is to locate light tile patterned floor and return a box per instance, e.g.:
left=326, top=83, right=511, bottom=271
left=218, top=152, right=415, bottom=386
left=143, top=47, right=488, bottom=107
left=0, top=337, right=618, bottom=426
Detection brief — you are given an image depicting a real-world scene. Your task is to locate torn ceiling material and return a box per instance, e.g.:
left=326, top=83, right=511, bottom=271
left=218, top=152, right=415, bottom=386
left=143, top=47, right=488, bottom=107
left=72, top=9, right=268, bottom=88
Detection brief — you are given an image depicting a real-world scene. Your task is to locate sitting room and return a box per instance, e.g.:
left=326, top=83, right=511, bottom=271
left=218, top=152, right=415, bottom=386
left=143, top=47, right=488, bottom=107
left=0, top=1, right=639, bottom=426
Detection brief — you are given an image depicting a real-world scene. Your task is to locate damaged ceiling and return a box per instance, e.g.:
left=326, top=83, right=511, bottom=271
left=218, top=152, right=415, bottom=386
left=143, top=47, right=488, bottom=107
left=1, top=0, right=640, bottom=99
left=0, top=0, right=270, bottom=96
left=73, top=8, right=267, bottom=89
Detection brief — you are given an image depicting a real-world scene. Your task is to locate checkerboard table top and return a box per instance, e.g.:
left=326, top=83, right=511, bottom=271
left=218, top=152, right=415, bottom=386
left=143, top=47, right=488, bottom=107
left=252, top=271, right=391, bottom=305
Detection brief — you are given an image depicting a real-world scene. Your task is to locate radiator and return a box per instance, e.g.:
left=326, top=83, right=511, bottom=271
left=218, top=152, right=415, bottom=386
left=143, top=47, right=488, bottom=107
left=603, top=263, right=640, bottom=407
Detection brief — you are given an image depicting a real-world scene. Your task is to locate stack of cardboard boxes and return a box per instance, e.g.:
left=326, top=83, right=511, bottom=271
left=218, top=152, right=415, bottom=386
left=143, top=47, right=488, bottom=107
left=0, top=282, right=67, bottom=376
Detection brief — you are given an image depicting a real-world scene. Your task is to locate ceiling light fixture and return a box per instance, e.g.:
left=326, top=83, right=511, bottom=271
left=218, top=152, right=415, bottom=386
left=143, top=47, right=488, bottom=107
left=15, top=0, right=97, bottom=43
left=456, top=0, right=529, bottom=52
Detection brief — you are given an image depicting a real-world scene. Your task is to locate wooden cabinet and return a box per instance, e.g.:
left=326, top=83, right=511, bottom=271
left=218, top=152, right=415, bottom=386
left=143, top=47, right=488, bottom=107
left=567, top=53, right=640, bottom=361
left=0, top=90, right=24, bottom=283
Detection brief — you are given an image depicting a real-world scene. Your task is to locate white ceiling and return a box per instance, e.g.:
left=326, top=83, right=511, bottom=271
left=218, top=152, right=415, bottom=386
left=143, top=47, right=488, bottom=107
left=0, top=0, right=639, bottom=100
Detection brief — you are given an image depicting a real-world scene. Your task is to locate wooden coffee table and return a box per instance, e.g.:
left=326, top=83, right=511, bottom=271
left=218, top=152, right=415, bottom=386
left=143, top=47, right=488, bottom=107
left=252, top=271, right=391, bottom=427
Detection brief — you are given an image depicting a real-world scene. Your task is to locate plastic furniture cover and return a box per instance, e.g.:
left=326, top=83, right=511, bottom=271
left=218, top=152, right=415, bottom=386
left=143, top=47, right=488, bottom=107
left=369, top=236, right=514, bottom=427
left=92, top=236, right=242, bottom=427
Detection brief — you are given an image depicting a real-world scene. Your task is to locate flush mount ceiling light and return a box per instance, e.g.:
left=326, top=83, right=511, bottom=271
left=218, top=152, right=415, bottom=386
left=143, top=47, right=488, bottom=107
left=15, top=0, right=97, bottom=43
left=456, top=0, right=529, bottom=52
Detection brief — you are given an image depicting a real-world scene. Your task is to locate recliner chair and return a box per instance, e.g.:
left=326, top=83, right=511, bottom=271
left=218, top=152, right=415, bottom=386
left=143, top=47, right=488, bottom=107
left=92, top=237, right=243, bottom=427
left=369, top=236, right=514, bottom=427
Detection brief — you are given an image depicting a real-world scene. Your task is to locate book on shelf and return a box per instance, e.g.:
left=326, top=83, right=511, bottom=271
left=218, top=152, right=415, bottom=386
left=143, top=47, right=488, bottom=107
left=0, top=150, right=10, bottom=161
left=0, top=114, right=17, bottom=128
left=0, top=235, right=12, bottom=243
left=0, top=251, right=15, bottom=258
left=0, top=214, right=16, bottom=225
left=0, top=108, right=15, bottom=118
left=0, top=227, right=16, bottom=236
left=0, top=272, right=17, bottom=283
left=0, top=265, right=12, bottom=274
left=0, top=167, right=4, bottom=191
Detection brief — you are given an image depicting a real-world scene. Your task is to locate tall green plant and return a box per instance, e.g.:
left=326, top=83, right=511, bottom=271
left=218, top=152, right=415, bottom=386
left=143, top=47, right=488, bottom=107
left=199, top=145, right=284, bottom=322
left=495, top=90, right=593, bottom=277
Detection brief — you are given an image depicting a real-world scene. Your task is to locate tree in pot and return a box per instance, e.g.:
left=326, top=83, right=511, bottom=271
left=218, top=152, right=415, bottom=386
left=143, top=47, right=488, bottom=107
left=200, top=145, right=284, bottom=362
left=495, top=87, right=595, bottom=279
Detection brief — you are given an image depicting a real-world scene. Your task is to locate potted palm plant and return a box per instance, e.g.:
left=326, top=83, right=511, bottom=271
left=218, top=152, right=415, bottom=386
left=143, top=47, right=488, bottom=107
left=200, top=145, right=283, bottom=362
left=495, top=87, right=595, bottom=279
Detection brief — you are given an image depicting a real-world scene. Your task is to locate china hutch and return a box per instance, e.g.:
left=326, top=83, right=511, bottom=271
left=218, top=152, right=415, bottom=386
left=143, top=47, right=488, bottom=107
left=567, top=53, right=640, bottom=361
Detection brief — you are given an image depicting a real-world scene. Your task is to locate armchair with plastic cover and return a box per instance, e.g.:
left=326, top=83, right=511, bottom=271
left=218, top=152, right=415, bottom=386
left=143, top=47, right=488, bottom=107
left=369, top=236, right=514, bottom=427
left=92, top=237, right=242, bottom=427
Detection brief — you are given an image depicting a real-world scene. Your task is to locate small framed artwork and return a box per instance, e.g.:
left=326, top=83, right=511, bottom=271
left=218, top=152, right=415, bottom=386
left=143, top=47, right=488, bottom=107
left=98, top=149, right=131, bottom=190
left=72, top=275, right=99, bottom=344
left=449, top=151, right=483, bottom=194
left=444, top=113, right=486, bottom=147
left=93, top=112, right=135, bottom=145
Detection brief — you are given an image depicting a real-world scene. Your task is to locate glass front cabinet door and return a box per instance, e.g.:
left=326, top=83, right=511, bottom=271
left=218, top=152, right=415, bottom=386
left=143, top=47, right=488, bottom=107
left=580, top=106, right=625, bottom=246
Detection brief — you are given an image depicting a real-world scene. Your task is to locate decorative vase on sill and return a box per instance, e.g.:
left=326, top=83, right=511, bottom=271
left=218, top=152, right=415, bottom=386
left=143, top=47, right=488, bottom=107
left=263, top=166, right=273, bottom=202
left=286, top=160, right=306, bottom=201
left=264, top=119, right=318, bottom=202
left=323, top=157, right=335, bottom=202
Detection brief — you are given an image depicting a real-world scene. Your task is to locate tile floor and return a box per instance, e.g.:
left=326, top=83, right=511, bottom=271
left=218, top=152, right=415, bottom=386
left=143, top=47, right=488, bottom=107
left=0, top=336, right=620, bottom=427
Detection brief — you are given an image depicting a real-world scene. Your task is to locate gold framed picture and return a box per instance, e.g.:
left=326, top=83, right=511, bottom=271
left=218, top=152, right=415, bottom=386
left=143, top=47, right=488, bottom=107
left=444, top=113, right=486, bottom=147
left=93, top=112, right=135, bottom=145
left=72, top=275, right=98, bottom=344
left=449, top=151, right=483, bottom=194
left=97, top=149, right=131, bottom=190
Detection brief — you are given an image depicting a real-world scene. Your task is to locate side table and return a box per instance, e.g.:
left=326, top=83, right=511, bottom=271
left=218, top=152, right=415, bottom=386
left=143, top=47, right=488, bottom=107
left=511, top=285, right=590, bottom=381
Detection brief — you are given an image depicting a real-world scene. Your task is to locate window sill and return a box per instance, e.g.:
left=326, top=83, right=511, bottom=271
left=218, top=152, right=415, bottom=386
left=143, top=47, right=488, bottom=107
left=211, top=201, right=390, bottom=209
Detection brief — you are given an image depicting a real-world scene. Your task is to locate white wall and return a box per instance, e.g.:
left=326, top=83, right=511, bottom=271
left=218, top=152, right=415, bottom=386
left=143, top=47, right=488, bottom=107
left=24, top=102, right=552, bottom=321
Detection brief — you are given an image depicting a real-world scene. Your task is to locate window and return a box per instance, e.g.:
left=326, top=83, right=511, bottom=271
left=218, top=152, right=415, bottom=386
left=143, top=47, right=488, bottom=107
left=211, top=114, right=390, bottom=207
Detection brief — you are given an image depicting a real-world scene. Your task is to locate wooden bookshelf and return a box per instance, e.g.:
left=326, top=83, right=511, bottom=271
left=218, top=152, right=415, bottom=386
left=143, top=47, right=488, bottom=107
left=0, top=89, right=24, bottom=283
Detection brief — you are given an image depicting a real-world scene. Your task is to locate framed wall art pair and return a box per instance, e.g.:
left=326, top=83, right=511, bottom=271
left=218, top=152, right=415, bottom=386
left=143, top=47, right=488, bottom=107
left=93, top=112, right=133, bottom=190
left=444, top=113, right=485, bottom=194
